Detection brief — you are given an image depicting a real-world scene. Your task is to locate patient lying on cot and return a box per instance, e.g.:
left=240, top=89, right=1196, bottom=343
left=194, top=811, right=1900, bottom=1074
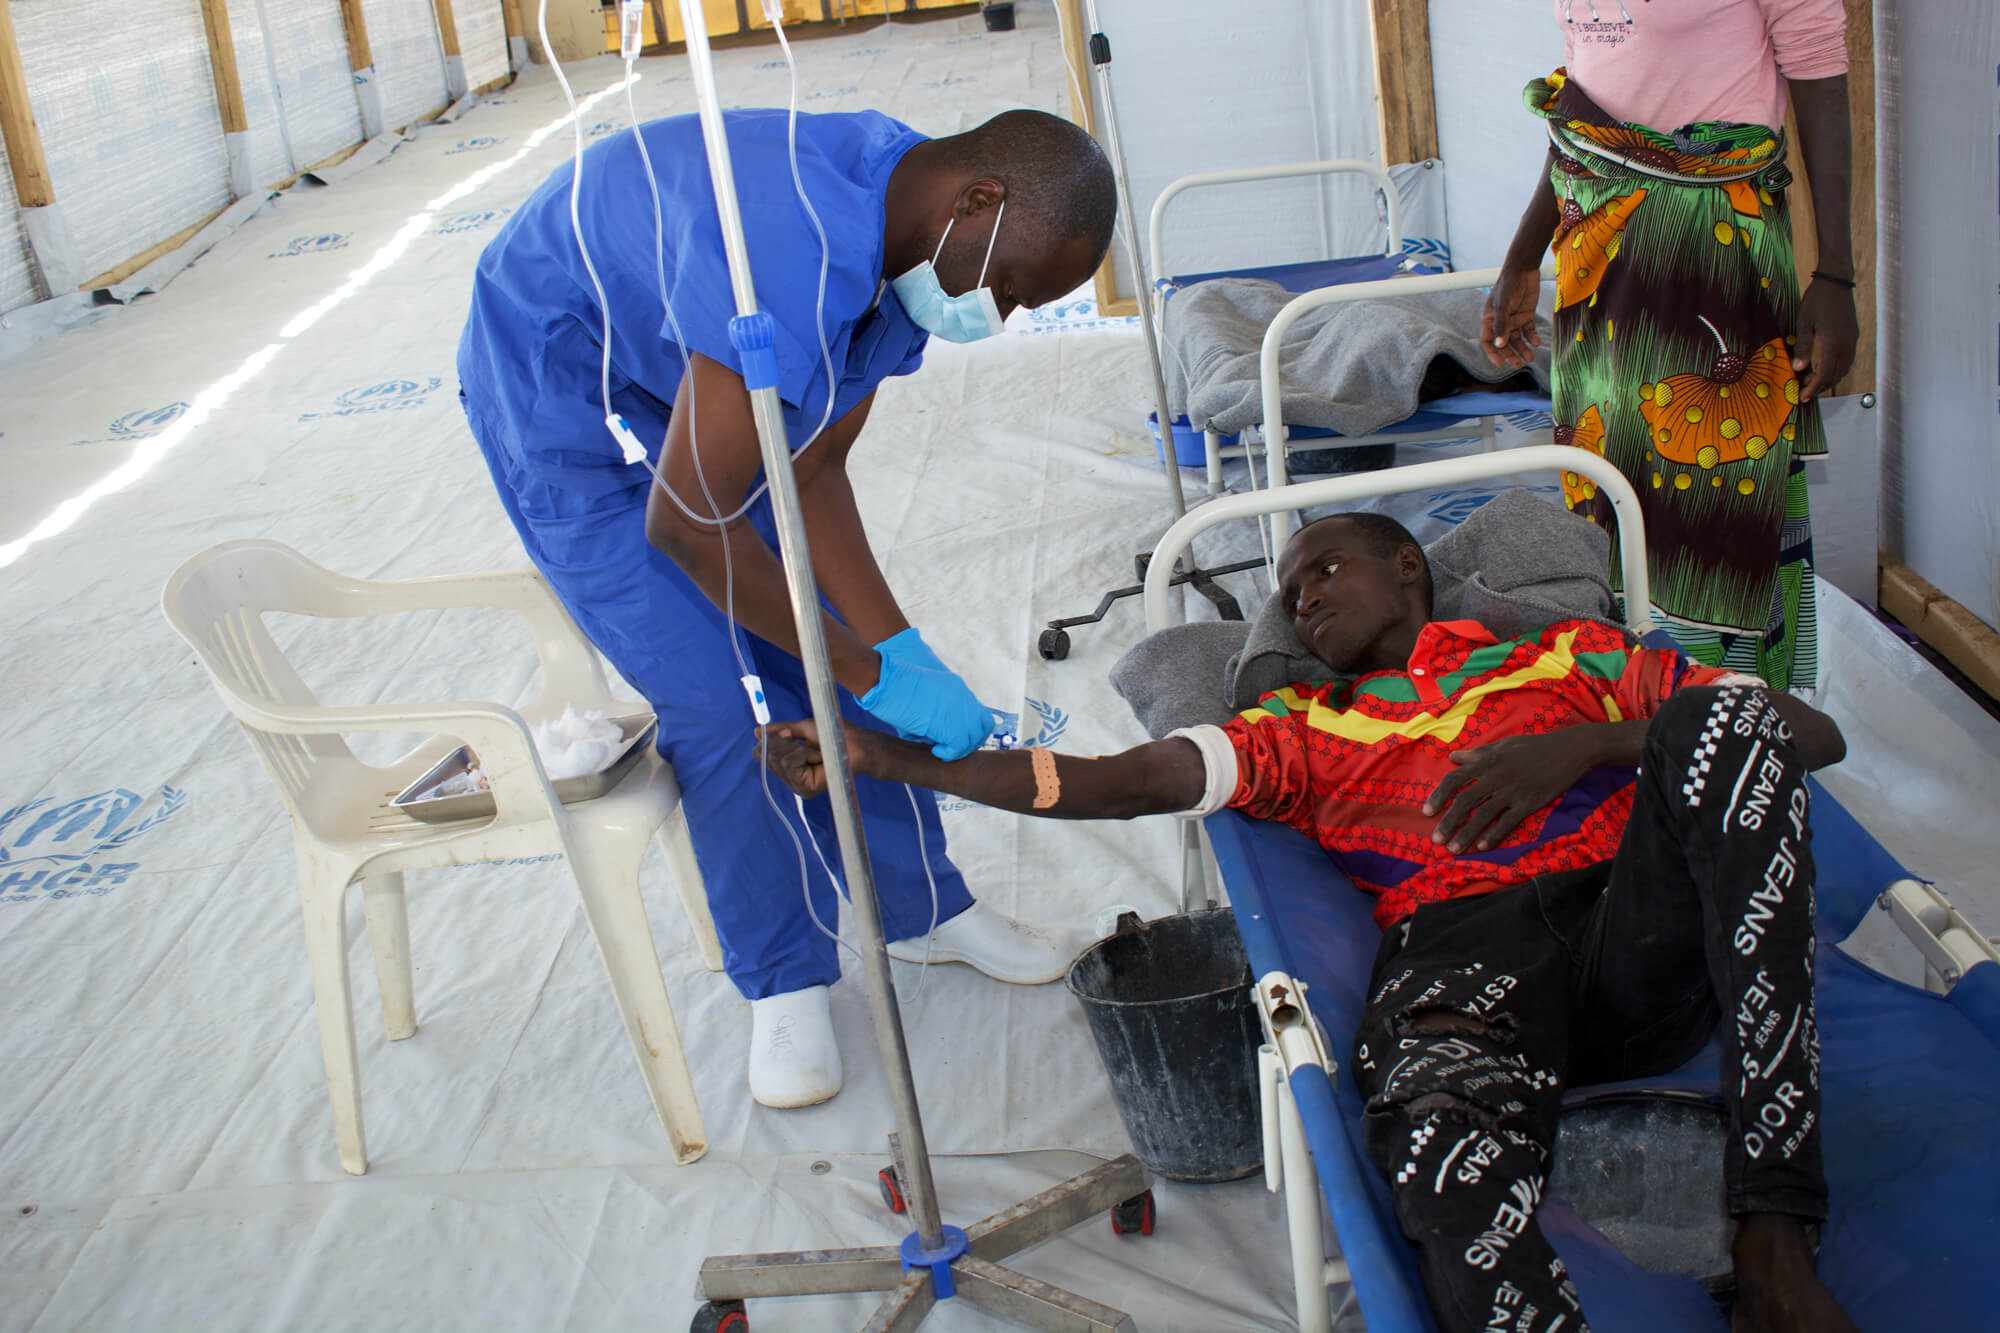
left=758, top=512, right=1857, bottom=1333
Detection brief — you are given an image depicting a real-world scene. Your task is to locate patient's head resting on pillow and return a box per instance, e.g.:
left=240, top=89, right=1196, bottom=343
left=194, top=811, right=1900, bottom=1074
left=1276, top=513, right=1434, bottom=676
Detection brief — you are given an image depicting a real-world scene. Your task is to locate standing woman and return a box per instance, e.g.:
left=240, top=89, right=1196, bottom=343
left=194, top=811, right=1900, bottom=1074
left=1483, top=1, right=1857, bottom=691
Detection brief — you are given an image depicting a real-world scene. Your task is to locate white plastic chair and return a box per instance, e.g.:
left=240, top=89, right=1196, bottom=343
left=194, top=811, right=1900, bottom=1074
left=161, top=539, right=723, bottom=1174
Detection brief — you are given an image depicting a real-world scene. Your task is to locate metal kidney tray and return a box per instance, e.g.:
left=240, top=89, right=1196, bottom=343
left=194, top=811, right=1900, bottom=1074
left=392, top=714, right=658, bottom=824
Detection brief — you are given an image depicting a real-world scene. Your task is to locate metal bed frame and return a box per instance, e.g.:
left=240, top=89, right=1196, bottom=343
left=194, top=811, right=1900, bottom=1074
left=1138, top=446, right=2000, bottom=1330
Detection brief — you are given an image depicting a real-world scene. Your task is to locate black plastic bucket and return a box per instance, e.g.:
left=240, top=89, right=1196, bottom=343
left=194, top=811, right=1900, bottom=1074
left=981, top=2, right=1015, bottom=32
left=1066, top=909, right=1263, bottom=1182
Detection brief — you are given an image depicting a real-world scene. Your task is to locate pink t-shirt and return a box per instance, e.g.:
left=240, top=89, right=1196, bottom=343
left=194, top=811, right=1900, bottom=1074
left=1556, top=0, right=1849, bottom=132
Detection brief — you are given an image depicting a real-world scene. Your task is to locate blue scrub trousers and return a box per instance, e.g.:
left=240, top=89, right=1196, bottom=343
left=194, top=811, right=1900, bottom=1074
left=462, top=391, right=973, bottom=1000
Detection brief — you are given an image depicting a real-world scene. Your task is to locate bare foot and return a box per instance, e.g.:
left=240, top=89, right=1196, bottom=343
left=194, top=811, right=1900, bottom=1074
left=1731, top=1213, right=1860, bottom=1333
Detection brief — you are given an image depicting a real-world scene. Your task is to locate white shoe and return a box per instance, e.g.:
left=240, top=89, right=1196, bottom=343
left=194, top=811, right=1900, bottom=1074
left=887, top=901, right=1073, bottom=985
left=748, top=985, right=843, bottom=1109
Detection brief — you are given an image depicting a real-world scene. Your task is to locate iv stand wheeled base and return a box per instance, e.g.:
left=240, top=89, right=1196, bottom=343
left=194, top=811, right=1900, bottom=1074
left=695, top=1143, right=1153, bottom=1332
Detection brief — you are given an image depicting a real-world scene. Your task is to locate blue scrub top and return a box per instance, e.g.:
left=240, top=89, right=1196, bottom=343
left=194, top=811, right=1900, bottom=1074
left=460, top=109, right=931, bottom=472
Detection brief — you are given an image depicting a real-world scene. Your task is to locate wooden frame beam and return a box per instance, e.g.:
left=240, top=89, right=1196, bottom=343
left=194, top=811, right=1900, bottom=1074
left=1367, top=0, right=1437, bottom=165
left=338, top=0, right=387, bottom=138
left=433, top=0, right=468, bottom=97
left=79, top=202, right=233, bottom=292
left=502, top=0, right=525, bottom=39
left=0, top=0, right=56, bottom=208
left=1051, top=0, right=1133, bottom=317
left=198, top=0, right=250, bottom=135
left=339, top=0, right=374, bottom=71
left=1880, top=559, right=2000, bottom=703
left=432, top=0, right=463, bottom=57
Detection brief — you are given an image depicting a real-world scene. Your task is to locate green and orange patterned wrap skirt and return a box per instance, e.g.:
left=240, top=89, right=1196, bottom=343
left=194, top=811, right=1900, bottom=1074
left=1527, top=69, right=1821, bottom=690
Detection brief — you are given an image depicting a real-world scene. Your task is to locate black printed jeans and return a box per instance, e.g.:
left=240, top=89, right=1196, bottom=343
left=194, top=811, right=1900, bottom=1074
left=1351, top=685, right=1825, bottom=1333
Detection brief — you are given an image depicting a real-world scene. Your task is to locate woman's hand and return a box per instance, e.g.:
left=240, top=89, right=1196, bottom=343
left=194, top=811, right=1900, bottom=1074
left=1481, top=265, right=1544, bottom=370
left=1424, top=728, right=1614, bottom=852
left=1792, top=277, right=1858, bottom=402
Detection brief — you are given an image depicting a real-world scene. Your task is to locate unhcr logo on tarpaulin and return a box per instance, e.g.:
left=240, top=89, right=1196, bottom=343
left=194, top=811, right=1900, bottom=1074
left=936, top=700, right=1068, bottom=815
left=432, top=209, right=512, bottom=235
left=0, top=787, right=186, bottom=904
left=71, top=402, right=190, bottom=446
left=299, top=378, right=444, bottom=422
left=268, top=234, right=351, bottom=259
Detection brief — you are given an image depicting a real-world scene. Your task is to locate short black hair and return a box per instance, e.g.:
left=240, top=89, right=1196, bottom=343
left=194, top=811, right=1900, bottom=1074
left=930, top=110, right=1117, bottom=265
left=1298, top=512, right=1434, bottom=612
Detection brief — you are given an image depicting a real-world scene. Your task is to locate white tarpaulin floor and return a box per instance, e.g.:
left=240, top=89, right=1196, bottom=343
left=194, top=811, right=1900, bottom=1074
left=2, top=6, right=1996, bottom=1330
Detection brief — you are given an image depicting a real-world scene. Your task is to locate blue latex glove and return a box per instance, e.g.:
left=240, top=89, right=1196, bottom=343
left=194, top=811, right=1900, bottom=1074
left=858, top=628, right=996, bottom=760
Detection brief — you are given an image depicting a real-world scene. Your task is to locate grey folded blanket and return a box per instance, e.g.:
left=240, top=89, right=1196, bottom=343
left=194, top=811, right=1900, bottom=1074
left=1110, top=490, right=1618, bottom=739
left=1161, top=278, right=1553, bottom=436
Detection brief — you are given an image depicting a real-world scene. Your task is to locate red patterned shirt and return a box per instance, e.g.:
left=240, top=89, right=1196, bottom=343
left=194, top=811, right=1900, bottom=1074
left=1218, top=619, right=1732, bottom=928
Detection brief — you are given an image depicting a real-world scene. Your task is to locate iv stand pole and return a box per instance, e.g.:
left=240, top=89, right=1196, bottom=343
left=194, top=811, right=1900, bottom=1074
left=1081, top=0, right=1184, bottom=525
left=674, top=4, right=1149, bottom=1329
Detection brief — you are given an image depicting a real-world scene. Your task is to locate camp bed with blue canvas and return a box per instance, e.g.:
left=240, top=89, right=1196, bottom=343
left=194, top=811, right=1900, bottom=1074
left=1146, top=162, right=1559, bottom=515
left=1130, top=448, right=2000, bottom=1333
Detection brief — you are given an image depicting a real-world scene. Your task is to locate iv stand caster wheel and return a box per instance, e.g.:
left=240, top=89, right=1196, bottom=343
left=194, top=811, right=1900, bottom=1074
left=878, top=1165, right=907, bottom=1215
left=1038, top=627, right=1070, bottom=661
left=1110, top=1189, right=1155, bottom=1237
left=691, top=1299, right=748, bottom=1333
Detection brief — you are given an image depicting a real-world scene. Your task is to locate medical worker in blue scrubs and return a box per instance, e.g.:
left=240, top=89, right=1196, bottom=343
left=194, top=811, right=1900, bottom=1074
left=457, top=108, right=1117, bottom=1108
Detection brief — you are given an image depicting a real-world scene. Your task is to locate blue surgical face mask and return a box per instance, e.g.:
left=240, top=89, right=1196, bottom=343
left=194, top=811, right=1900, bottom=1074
left=890, top=200, right=1006, bottom=344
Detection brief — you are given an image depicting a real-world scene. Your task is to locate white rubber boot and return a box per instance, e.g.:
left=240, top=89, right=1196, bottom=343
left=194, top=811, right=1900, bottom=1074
left=886, top=901, right=1073, bottom=985
left=748, top=984, right=842, bottom=1109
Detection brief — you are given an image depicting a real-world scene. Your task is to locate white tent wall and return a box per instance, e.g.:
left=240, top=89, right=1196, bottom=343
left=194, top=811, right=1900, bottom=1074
left=258, top=0, right=368, bottom=172
left=1078, top=0, right=1380, bottom=303
left=363, top=0, right=451, bottom=130
left=453, top=0, right=513, bottom=91
left=1883, top=0, right=1999, bottom=626
left=11, top=0, right=233, bottom=285
left=1425, top=0, right=1561, bottom=272
left=228, top=2, right=302, bottom=191
left=0, top=134, right=36, bottom=314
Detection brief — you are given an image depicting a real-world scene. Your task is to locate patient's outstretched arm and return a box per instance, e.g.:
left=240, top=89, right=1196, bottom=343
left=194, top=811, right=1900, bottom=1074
left=757, top=721, right=1206, bottom=821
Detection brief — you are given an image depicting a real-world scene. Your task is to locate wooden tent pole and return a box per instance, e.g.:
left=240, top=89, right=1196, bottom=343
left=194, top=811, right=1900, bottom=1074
left=0, top=0, right=54, bottom=209
left=197, top=0, right=261, bottom=197
left=337, top=0, right=386, bottom=137
left=433, top=0, right=463, bottom=56
left=197, top=0, right=250, bottom=136
left=432, top=0, right=469, bottom=98
left=338, top=0, right=374, bottom=70
left=1368, top=0, right=1438, bottom=165
left=0, top=0, right=85, bottom=295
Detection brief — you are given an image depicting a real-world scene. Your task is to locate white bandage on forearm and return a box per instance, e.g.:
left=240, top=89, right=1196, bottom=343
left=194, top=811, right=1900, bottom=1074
left=1168, top=725, right=1239, bottom=819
